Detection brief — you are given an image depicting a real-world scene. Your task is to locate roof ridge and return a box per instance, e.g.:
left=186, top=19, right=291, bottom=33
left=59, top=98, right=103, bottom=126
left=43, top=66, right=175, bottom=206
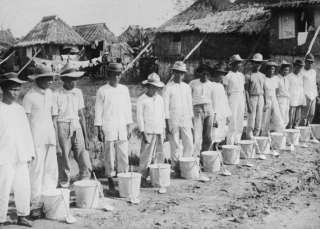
left=73, top=22, right=106, bottom=27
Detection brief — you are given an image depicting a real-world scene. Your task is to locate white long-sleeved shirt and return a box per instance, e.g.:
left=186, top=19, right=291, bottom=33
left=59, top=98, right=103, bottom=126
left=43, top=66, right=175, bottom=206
left=223, top=71, right=245, bottom=95
left=211, top=82, right=231, bottom=119
left=301, top=68, right=318, bottom=100
left=136, top=93, right=165, bottom=134
left=0, top=102, right=35, bottom=165
left=277, top=75, right=290, bottom=98
left=287, top=72, right=306, bottom=106
left=94, top=84, right=133, bottom=141
left=23, top=86, right=57, bottom=146
left=164, top=82, right=193, bottom=129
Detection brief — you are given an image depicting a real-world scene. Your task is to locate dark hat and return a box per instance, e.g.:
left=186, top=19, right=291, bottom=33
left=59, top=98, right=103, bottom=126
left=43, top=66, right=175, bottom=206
left=305, top=53, right=315, bottom=62
left=28, top=64, right=56, bottom=80
left=213, top=63, right=228, bottom=75
left=60, top=62, right=84, bottom=78
left=280, top=60, right=291, bottom=68
left=107, top=62, right=123, bottom=73
left=293, top=59, right=305, bottom=66
left=0, top=72, right=26, bottom=85
left=196, top=64, right=212, bottom=74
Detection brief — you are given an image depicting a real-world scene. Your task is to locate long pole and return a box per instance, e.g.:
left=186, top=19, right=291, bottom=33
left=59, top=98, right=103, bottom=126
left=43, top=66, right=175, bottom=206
left=183, top=36, right=206, bottom=62
left=17, top=49, right=40, bottom=75
left=122, top=42, right=152, bottom=74
left=0, top=50, right=15, bottom=65
left=306, top=26, right=320, bottom=56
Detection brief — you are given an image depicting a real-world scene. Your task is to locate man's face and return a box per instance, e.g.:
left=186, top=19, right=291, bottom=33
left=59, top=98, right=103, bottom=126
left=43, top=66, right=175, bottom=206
left=200, top=70, right=211, bottom=81
left=173, top=70, right=185, bottom=82
left=147, top=84, right=160, bottom=96
left=4, top=82, right=22, bottom=101
left=232, top=62, right=242, bottom=71
left=305, top=60, right=313, bottom=70
left=293, top=65, right=303, bottom=74
left=35, top=76, right=53, bottom=89
left=281, top=66, right=290, bottom=76
left=266, top=66, right=276, bottom=76
left=109, top=71, right=121, bottom=85
left=252, top=62, right=262, bottom=71
left=62, top=77, right=76, bottom=90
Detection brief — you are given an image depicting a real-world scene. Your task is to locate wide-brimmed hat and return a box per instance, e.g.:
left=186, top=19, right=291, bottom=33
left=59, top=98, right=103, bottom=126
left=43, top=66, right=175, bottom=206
left=142, top=73, right=164, bottom=88
left=60, top=62, right=84, bottom=78
left=171, top=61, right=187, bottom=73
left=250, top=53, right=266, bottom=62
left=305, top=53, right=315, bottom=62
left=265, top=61, right=278, bottom=67
left=213, top=63, right=228, bottom=75
left=280, top=60, right=291, bottom=67
left=107, top=62, right=123, bottom=73
left=229, top=54, right=244, bottom=63
left=28, top=65, right=56, bottom=80
left=0, top=72, right=27, bottom=85
left=293, top=59, right=305, bottom=66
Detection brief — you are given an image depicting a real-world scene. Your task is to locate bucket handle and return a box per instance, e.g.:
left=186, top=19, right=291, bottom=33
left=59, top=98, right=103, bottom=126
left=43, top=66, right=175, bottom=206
left=59, top=189, right=73, bottom=221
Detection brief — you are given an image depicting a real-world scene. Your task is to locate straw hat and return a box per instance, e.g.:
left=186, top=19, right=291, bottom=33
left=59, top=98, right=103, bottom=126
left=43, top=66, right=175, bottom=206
left=280, top=60, right=291, bottom=67
left=28, top=64, right=56, bottom=80
left=305, top=53, right=315, bottom=62
left=171, top=61, right=187, bottom=73
left=250, top=53, right=265, bottom=62
left=60, top=63, right=84, bottom=78
left=229, top=54, right=244, bottom=63
left=107, top=62, right=123, bottom=73
left=293, top=59, right=305, bottom=66
left=0, top=72, right=26, bottom=85
left=265, top=61, right=278, bottom=67
left=142, top=73, right=164, bottom=88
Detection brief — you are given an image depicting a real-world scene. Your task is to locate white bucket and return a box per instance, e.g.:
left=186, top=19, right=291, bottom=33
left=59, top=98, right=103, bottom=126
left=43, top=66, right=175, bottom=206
left=284, top=129, right=300, bottom=145
left=221, top=145, right=240, bottom=165
left=295, top=126, right=311, bottom=142
left=150, top=164, right=171, bottom=188
left=239, top=140, right=255, bottom=159
left=310, top=124, right=320, bottom=140
left=254, top=137, right=271, bottom=154
left=270, top=132, right=286, bottom=150
left=118, top=172, right=141, bottom=199
left=179, top=157, right=200, bottom=179
left=43, top=189, right=70, bottom=221
left=201, top=151, right=221, bottom=172
left=73, top=180, right=100, bottom=209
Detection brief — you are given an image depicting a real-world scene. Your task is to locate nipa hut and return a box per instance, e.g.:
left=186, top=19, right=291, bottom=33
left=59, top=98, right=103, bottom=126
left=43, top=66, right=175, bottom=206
left=15, top=15, right=88, bottom=62
left=266, top=0, right=320, bottom=81
left=73, top=23, right=118, bottom=58
left=154, top=0, right=271, bottom=80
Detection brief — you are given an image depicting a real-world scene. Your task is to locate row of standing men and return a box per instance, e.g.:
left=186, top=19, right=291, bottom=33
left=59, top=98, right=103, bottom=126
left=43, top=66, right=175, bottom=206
left=0, top=52, right=318, bottom=226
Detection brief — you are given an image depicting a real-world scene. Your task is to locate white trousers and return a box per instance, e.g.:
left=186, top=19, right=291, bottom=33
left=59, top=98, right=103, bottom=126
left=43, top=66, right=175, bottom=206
left=278, top=96, right=290, bottom=127
left=227, top=93, right=245, bottom=144
left=138, top=134, right=164, bottom=178
left=169, top=126, right=193, bottom=165
left=261, top=96, right=284, bottom=136
left=29, top=145, right=58, bottom=209
left=104, top=140, right=129, bottom=177
left=247, top=95, right=264, bottom=137
left=0, top=163, right=30, bottom=222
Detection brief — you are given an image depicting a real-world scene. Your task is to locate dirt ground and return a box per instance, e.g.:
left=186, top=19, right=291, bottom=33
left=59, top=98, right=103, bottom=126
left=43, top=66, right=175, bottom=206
left=4, top=141, right=320, bottom=229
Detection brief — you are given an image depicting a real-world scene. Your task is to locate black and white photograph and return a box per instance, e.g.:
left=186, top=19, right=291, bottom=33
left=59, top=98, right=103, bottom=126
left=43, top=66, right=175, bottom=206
left=0, top=0, right=320, bottom=228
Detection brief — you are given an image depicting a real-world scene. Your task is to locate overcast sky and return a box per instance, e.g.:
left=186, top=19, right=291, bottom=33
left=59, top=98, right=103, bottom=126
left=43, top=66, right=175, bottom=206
left=0, top=0, right=194, bottom=37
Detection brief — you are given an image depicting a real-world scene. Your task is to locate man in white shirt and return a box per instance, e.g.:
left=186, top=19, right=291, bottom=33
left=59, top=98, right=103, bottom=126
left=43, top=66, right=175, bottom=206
left=277, top=60, right=291, bottom=127
left=245, top=53, right=266, bottom=138
left=23, top=65, right=58, bottom=218
left=137, top=73, right=165, bottom=186
left=189, top=64, right=215, bottom=156
left=95, top=62, right=132, bottom=194
left=288, top=59, right=306, bottom=129
left=0, top=73, right=34, bottom=227
left=164, top=61, right=193, bottom=174
left=301, top=53, right=318, bottom=125
left=55, top=64, right=92, bottom=188
left=223, top=54, right=247, bottom=144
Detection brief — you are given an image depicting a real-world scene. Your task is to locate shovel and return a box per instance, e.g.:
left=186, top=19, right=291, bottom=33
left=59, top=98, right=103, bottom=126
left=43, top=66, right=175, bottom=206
left=59, top=189, right=76, bottom=224
left=90, top=170, right=115, bottom=211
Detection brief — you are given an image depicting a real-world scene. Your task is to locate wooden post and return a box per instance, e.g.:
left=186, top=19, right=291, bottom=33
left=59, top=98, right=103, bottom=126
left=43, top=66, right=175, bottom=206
left=0, top=50, right=16, bottom=65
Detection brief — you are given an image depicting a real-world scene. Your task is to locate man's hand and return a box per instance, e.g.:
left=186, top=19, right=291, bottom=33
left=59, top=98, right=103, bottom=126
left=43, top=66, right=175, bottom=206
left=142, top=132, right=149, bottom=144
left=97, top=127, right=105, bottom=142
left=247, top=104, right=252, bottom=114
left=226, top=117, right=230, bottom=125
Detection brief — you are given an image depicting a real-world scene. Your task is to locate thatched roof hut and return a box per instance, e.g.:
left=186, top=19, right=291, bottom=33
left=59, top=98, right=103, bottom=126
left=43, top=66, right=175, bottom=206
left=16, top=15, right=88, bottom=47
left=73, top=23, right=117, bottom=44
left=118, top=25, right=156, bottom=49
left=0, top=29, right=15, bottom=53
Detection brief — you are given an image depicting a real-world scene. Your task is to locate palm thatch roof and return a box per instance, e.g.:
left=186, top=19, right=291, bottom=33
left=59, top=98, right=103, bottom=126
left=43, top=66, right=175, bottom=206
left=16, top=15, right=88, bottom=47
left=0, top=29, right=15, bottom=46
left=264, top=0, right=320, bottom=8
left=158, top=0, right=271, bottom=34
left=118, top=25, right=156, bottom=47
left=73, top=23, right=117, bottom=44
